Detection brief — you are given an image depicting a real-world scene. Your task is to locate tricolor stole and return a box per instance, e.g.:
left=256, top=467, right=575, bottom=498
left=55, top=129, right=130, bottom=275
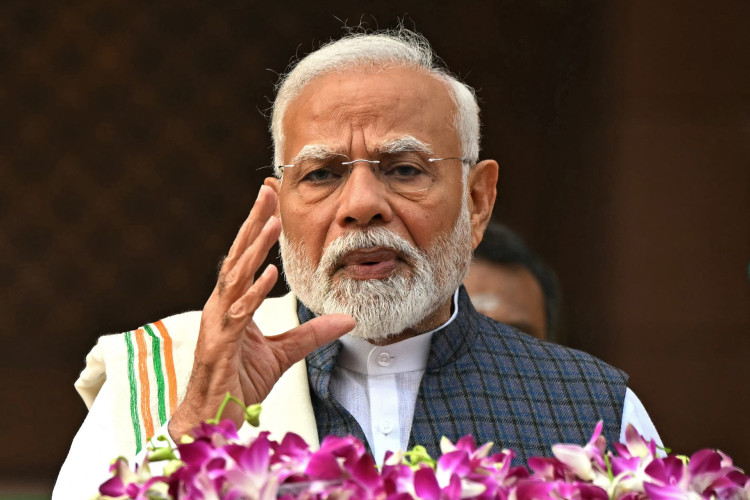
left=122, top=320, right=179, bottom=453
left=74, top=294, right=318, bottom=460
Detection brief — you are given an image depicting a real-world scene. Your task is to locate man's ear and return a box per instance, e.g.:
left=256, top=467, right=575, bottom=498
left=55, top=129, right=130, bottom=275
left=263, top=177, right=281, bottom=217
left=467, top=160, right=499, bottom=249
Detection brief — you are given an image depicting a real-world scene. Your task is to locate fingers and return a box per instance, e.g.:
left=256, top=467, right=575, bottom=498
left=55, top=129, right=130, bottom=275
left=222, top=264, right=279, bottom=328
left=218, top=215, right=281, bottom=303
left=223, top=185, right=278, bottom=274
left=269, top=314, right=356, bottom=368
left=215, top=186, right=280, bottom=302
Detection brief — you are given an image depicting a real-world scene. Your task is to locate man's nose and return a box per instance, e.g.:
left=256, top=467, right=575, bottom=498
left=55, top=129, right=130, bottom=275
left=335, top=162, right=393, bottom=226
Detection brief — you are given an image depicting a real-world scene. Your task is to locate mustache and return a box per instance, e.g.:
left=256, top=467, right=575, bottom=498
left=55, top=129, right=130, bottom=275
left=318, top=227, right=420, bottom=275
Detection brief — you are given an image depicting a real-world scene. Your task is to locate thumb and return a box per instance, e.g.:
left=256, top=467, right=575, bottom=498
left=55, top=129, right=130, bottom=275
left=272, top=313, right=356, bottom=365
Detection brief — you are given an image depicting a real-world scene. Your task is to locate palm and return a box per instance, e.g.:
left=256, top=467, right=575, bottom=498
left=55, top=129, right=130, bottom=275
left=237, top=320, right=285, bottom=405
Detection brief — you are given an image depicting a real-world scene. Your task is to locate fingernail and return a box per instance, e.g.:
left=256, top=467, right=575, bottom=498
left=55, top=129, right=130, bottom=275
left=262, top=264, right=275, bottom=277
left=256, top=185, right=267, bottom=200
left=262, top=215, right=277, bottom=232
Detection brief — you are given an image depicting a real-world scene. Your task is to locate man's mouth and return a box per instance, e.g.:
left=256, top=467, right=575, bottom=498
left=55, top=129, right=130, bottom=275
left=335, top=247, right=403, bottom=280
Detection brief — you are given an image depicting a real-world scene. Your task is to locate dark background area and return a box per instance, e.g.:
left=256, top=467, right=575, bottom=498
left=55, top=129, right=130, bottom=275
left=0, top=0, right=748, bottom=495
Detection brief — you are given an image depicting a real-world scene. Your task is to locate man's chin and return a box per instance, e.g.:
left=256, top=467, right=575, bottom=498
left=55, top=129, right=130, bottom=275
left=341, top=315, right=420, bottom=342
left=321, top=286, right=441, bottom=341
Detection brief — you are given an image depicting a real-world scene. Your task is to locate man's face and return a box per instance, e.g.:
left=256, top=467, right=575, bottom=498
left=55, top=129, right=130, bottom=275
left=267, top=66, right=476, bottom=340
left=464, top=258, right=547, bottom=339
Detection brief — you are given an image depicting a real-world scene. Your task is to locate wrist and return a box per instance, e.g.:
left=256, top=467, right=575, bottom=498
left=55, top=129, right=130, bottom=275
left=167, top=411, right=192, bottom=442
left=168, top=402, right=205, bottom=442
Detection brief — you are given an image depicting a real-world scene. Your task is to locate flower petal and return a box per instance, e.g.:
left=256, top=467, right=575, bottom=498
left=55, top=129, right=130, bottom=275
left=414, top=467, right=441, bottom=500
left=305, top=452, right=342, bottom=480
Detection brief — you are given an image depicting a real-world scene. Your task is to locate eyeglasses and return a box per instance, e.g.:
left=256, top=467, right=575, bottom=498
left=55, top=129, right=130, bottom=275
left=277, top=151, right=470, bottom=202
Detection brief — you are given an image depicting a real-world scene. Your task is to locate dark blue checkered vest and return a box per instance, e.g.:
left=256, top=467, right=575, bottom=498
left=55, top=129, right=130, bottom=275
left=301, top=286, right=627, bottom=465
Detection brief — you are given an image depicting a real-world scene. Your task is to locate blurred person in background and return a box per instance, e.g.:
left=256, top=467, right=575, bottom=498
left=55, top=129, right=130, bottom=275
left=464, top=222, right=561, bottom=342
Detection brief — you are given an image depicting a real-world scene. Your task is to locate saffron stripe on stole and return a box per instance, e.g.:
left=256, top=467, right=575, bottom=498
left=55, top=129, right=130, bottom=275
left=143, top=323, right=167, bottom=425
left=134, top=328, right=155, bottom=440
left=153, top=320, right=178, bottom=414
left=124, top=331, right=143, bottom=453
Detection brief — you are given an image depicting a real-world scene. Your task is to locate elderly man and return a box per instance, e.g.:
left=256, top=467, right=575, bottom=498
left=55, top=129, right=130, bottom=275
left=54, top=29, right=660, bottom=497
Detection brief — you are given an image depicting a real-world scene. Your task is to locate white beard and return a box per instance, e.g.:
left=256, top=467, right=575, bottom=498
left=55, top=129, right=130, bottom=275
left=279, top=202, right=473, bottom=342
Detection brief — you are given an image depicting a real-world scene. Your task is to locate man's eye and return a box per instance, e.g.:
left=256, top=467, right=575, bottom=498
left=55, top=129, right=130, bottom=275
left=302, top=168, right=338, bottom=182
left=389, top=164, right=424, bottom=178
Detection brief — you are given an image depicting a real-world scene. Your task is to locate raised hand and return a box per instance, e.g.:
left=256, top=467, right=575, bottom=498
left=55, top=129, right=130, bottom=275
left=168, top=185, right=355, bottom=439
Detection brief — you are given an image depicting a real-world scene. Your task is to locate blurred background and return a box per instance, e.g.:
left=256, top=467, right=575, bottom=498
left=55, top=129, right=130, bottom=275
left=0, top=0, right=748, bottom=496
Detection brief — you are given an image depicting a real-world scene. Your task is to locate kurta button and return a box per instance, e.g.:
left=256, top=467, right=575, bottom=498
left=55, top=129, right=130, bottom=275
left=377, top=352, right=391, bottom=366
left=380, top=420, right=393, bottom=434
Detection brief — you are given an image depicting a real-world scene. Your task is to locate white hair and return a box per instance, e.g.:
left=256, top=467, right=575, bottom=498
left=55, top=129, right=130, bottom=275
left=271, top=29, right=481, bottom=177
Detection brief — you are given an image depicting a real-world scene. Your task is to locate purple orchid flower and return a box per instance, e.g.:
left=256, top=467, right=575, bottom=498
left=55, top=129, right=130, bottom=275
left=551, top=421, right=607, bottom=482
left=99, top=457, right=170, bottom=499
left=96, top=407, right=750, bottom=500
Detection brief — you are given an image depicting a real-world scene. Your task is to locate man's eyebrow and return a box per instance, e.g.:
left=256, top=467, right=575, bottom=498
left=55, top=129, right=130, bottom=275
left=286, top=137, right=435, bottom=166
left=287, top=144, right=345, bottom=166
left=375, top=136, right=435, bottom=156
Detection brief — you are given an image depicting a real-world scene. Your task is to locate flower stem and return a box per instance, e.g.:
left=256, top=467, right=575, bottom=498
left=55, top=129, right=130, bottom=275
left=208, top=393, right=245, bottom=424
left=207, top=393, right=262, bottom=427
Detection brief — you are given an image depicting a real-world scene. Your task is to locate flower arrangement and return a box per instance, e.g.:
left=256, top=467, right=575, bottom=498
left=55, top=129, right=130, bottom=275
left=98, top=396, right=749, bottom=500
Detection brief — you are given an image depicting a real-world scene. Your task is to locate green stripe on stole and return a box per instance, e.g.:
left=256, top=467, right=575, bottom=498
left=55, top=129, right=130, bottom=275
left=124, top=331, right=143, bottom=453
left=143, top=323, right=168, bottom=425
